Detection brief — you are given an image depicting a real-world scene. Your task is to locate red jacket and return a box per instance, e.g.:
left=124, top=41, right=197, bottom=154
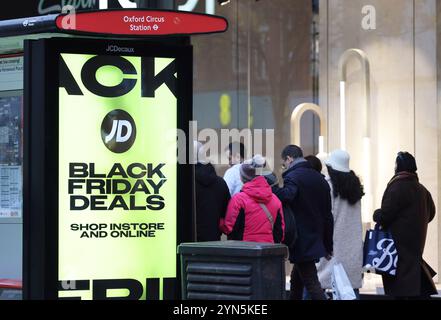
left=220, top=176, right=285, bottom=243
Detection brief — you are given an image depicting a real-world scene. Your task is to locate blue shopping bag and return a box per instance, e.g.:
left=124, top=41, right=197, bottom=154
left=363, top=224, right=398, bottom=276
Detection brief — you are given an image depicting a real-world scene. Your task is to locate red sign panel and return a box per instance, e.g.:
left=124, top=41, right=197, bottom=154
left=55, top=10, right=228, bottom=36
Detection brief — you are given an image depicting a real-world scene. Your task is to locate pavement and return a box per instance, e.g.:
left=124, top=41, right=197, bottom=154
left=285, top=272, right=441, bottom=300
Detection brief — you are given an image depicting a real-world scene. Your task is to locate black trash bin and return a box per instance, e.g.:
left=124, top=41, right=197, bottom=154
left=178, top=241, right=288, bottom=300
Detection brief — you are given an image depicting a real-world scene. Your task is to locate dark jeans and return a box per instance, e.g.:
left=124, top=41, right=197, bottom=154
left=290, top=261, right=328, bottom=300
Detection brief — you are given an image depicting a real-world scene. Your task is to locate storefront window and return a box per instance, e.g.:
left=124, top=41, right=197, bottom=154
left=184, top=0, right=441, bottom=294
left=319, top=0, right=440, bottom=292
left=187, top=0, right=317, bottom=169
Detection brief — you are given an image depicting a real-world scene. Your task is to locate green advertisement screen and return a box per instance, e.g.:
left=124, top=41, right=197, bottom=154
left=57, top=53, right=178, bottom=300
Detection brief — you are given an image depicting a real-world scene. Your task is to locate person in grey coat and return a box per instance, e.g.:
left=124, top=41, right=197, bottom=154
left=316, top=150, right=365, bottom=299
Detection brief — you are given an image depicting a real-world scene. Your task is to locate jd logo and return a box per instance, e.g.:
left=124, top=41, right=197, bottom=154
left=101, top=109, right=136, bottom=153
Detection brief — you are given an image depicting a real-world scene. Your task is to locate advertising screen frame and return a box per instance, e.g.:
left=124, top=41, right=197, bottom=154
left=23, top=37, right=194, bottom=300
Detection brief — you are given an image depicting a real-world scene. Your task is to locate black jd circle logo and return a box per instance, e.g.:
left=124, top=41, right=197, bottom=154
left=101, top=109, right=136, bottom=153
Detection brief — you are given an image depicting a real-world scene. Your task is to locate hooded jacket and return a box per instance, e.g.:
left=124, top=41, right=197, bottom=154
left=195, top=163, right=231, bottom=242
left=220, top=176, right=285, bottom=243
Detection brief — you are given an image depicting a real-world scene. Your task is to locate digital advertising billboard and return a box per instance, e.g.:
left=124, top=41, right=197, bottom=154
left=24, top=37, right=193, bottom=300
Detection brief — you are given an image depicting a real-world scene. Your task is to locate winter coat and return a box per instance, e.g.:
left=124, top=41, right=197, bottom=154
left=316, top=176, right=363, bottom=289
left=373, top=172, right=437, bottom=297
left=274, top=160, right=333, bottom=263
left=195, top=163, right=231, bottom=242
left=220, top=176, right=285, bottom=243
left=223, top=163, right=243, bottom=196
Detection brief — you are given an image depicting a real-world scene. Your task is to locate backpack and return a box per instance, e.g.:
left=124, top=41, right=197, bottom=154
left=282, top=204, right=297, bottom=248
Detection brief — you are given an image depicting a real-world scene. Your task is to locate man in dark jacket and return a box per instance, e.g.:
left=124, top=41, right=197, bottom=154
left=274, top=145, right=333, bottom=300
left=195, top=142, right=231, bottom=241
left=373, top=152, right=437, bottom=299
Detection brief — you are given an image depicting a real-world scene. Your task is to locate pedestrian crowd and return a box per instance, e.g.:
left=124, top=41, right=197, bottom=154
left=194, top=141, right=437, bottom=300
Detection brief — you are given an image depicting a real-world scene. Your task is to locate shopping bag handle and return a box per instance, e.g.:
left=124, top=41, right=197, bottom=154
left=374, top=223, right=383, bottom=231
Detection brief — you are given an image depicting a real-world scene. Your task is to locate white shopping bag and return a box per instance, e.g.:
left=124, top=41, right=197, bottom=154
left=331, top=262, right=357, bottom=300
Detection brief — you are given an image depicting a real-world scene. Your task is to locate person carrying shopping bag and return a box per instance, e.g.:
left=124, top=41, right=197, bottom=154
left=316, top=150, right=365, bottom=299
left=373, top=152, right=437, bottom=300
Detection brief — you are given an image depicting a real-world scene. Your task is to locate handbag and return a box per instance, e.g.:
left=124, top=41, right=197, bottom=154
left=331, top=262, right=357, bottom=300
left=363, top=224, right=398, bottom=276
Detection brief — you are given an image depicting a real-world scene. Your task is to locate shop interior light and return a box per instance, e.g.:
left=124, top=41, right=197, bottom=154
left=362, top=136, right=372, bottom=223
left=338, top=49, right=370, bottom=149
left=290, top=103, right=327, bottom=158
left=338, top=48, right=372, bottom=223
left=318, top=135, right=325, bottom=157
left=339, top=80, right=346, bottom=151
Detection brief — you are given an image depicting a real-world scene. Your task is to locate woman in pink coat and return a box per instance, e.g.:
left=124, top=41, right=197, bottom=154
left=220, top=162, right=285, bottom=243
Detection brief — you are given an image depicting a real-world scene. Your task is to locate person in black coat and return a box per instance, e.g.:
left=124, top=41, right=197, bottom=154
left=194, top=142, right=231, bottom=242
left=373, top=152, right=437, bottom=299
left=274, top=145, right=333, bottom=300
